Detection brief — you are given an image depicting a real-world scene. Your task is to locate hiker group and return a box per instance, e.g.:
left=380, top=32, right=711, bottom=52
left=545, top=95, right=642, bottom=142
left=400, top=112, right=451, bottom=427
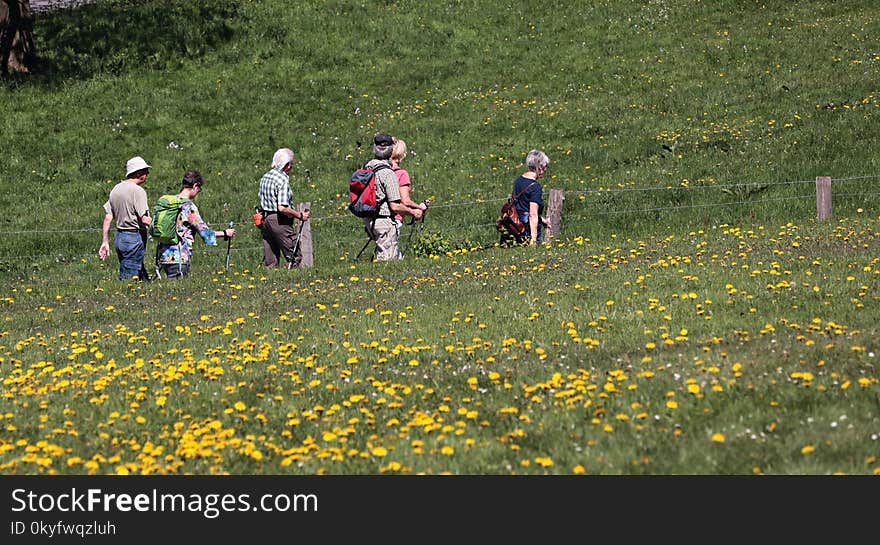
left=99, top=134, right=549, bottom=280
left=99, top=157, right=235, bottom=281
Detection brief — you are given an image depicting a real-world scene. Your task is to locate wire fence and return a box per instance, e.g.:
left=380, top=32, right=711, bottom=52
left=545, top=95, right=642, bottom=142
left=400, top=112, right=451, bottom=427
left=1, top=174, right=877, bottom=263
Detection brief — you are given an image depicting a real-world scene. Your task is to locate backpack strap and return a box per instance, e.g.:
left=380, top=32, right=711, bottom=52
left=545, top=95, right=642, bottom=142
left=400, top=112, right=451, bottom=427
left=368, top=163, right=392, bottom=215
left=512, top=181, right=538, bottom=201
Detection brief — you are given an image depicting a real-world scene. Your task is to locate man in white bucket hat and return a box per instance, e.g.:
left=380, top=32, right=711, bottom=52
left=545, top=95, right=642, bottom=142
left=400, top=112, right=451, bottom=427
left=99, top=156, right=153, bottom=280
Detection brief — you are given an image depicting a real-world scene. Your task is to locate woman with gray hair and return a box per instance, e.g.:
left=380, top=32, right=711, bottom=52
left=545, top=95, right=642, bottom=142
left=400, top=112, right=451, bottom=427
left=501, top=149, right=551, bottom=245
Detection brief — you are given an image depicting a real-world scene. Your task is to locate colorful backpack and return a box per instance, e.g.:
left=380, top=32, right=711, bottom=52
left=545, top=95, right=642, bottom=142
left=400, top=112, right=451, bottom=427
left=149, top=195, right=189, bottom=244
left=348, top=163, right=390, bottom=218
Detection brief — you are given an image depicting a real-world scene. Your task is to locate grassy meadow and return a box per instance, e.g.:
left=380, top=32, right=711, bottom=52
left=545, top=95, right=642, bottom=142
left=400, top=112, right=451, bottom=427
left=0, top=0, right=877, bottom=474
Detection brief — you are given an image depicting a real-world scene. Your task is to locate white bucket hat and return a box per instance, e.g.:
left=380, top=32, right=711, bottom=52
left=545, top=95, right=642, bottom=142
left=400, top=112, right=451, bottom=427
left=125, top=156, right=151, bottom=177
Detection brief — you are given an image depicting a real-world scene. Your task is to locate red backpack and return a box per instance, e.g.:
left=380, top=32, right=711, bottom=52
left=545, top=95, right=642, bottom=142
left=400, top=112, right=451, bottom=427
left=348, top=163, right=391, bottom=218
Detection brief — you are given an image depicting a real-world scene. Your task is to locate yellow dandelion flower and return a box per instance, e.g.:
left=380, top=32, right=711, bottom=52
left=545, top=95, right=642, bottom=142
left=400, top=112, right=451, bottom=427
left=801, top=445, right=815, bottom=455
left=535, top=456, right=554, bottom=467
left=711, top=433, right=725, bottom=443
left=441, top=445, right=455, bottom=455
left=666, top=400, right=678, bottom=409
left=371, top=446, right=388, bottom=457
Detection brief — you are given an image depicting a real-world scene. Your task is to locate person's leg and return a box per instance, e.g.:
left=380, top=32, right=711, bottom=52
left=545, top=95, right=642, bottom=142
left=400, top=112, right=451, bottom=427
left=261, top=215, right=280, bottom=268
left=268, top=214, right=296, bottom=269
left=392, top=220, right=404, bottom=260
left=135, top=236, right=149, bottom=281
left=261, top=236, right=279, bottom=268
left=162, top=262, right=190, bottom=279
left=280, top=223, right=299, bottom=269
left=134, top=234, right=149, bottom=280
left=116, top=231, right=144, bottom=280
left=372, top=218, right=400, bottom=261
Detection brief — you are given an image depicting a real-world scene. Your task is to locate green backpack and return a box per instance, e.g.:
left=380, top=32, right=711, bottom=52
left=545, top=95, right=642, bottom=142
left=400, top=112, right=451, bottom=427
left=149, top=195, right=189, bottom=245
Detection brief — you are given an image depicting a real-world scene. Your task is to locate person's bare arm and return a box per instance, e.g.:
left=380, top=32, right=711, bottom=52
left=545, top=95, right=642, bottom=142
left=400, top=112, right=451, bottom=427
left=389, top=200, right=422, bottom=219
left=528, top=201, right=540, bottom=244
left=99, top=212, right=113, bottom=260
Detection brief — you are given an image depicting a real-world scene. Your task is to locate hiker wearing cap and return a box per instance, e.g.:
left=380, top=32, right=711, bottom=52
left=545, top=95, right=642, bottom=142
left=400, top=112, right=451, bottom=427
left=155, top=170, right=235, bottom=279
left=363, top=133, right=423, bottom=261
left=257, top=147, right=310, bottom=269
left=99, top=156, right=153, bottom=280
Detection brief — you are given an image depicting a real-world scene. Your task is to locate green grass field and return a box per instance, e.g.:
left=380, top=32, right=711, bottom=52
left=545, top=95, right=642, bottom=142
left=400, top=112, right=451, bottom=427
left=0, top=0, right=877, bottom=474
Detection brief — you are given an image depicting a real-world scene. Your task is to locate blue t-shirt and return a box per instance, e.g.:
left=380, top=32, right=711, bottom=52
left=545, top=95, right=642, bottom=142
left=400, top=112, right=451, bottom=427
left=512, top=175, right=543, bottom=218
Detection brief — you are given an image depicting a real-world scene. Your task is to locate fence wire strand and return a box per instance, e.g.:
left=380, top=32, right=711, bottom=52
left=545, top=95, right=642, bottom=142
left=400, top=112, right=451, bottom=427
left=1, top=175, right=877, bottom=262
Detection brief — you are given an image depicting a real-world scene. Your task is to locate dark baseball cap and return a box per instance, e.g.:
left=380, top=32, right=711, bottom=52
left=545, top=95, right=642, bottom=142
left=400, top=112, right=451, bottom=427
left=374, top=133, right=394, bottom=147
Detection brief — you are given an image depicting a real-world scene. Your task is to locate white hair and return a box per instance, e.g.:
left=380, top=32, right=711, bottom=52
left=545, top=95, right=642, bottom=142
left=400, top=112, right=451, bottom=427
left=272, top=148, right=295, bottom=169
left=526, top=149, right=550, bottom=171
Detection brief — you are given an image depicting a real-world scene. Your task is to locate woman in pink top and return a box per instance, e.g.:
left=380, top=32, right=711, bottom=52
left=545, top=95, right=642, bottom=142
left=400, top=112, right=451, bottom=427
left=391, top=138, right=428, bottom=226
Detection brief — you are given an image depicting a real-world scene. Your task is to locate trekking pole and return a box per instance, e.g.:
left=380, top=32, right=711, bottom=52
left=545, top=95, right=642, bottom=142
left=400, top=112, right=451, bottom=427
left=291, top=217, right=305, bottom=262
left=401, top=217, right=417, bottom=258
left=225, top=220, right=234, bottom=272
left=355, top=237, right=373, bottom=262
left=355, top=217, right=377, bottom=262
left=401, top=200, right=429, bottom=257
left=287, top=210, right=308, bottom=269
left=154, top=244, right=162, bottom=281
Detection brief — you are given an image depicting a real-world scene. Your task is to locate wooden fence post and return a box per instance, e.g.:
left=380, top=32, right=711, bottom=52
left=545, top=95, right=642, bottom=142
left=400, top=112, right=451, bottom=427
left=815, top=176, right=832, bottom=222
left=546, top=189, right=564, bottom=241
left=297, top=202, right=313, bottom=267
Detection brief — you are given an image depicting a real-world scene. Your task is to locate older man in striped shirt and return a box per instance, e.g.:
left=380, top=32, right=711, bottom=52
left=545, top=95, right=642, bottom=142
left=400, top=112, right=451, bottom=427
left=257, top=148, right=310, bottom=268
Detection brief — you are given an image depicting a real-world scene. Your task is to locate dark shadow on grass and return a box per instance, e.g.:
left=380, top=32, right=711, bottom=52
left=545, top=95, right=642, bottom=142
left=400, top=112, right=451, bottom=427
left=13, top=0, right=241, bottom=87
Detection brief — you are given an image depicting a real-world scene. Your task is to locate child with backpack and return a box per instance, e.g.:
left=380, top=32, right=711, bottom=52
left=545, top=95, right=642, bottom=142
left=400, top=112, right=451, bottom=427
left=151, top=170, right=234, bottom=278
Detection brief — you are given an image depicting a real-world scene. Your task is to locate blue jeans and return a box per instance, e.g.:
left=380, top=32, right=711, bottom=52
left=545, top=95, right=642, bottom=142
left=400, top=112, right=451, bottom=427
left=115, top=231, right=149, bottom=281
left=520, top=211, right=545, bottom=242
